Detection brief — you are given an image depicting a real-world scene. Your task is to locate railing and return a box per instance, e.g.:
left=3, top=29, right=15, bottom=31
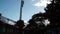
left=0, top=16, right=16, bottom=25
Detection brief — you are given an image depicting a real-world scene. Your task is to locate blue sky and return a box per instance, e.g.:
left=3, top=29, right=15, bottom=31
left=0, top=0, right=51, bottom=22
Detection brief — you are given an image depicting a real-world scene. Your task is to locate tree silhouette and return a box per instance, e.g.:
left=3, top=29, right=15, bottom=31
left=25, top=13, right=49, bottom=34
left=44, top=0, right=60, bottom=34
left=32, top=13, right=49, bottom=26
left=32, top=13, right=48, bottom=34
left=25, top=19, right=37, bottom=30
left=45, top=0, right=60, bottom=26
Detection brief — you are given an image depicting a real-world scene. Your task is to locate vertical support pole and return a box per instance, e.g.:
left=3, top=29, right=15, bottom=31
left=20, top=0, right=24, bottom=20
left=20, top=6, right=22, bottom=20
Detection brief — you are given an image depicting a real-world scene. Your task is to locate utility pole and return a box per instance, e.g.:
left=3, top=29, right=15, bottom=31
left=16, top=0, right=24, bottom=34
left=16, top=0, right=24, bottom=26
left=20, top=0, right=24, bottom=20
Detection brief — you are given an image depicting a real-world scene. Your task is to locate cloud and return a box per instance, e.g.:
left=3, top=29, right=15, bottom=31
left=33, top=0, right=51, bottom=7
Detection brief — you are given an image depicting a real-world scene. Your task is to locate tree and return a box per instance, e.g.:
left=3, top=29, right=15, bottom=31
left=31, top=12, right=51, bottom=34
left=44, top=0, right=60, bottom=34
left=25, top=19, right=37, bottom=30
left=45, top=0, right=60, bottom=26
left=32, top=13, right=49, bottom=26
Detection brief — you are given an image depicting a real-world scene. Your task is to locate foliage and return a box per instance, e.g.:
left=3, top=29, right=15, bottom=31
left=45, top=0, right=60, bottom=25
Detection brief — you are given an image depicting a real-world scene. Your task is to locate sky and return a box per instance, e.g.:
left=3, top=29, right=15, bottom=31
left=0, top=0, right=51, bottom=23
